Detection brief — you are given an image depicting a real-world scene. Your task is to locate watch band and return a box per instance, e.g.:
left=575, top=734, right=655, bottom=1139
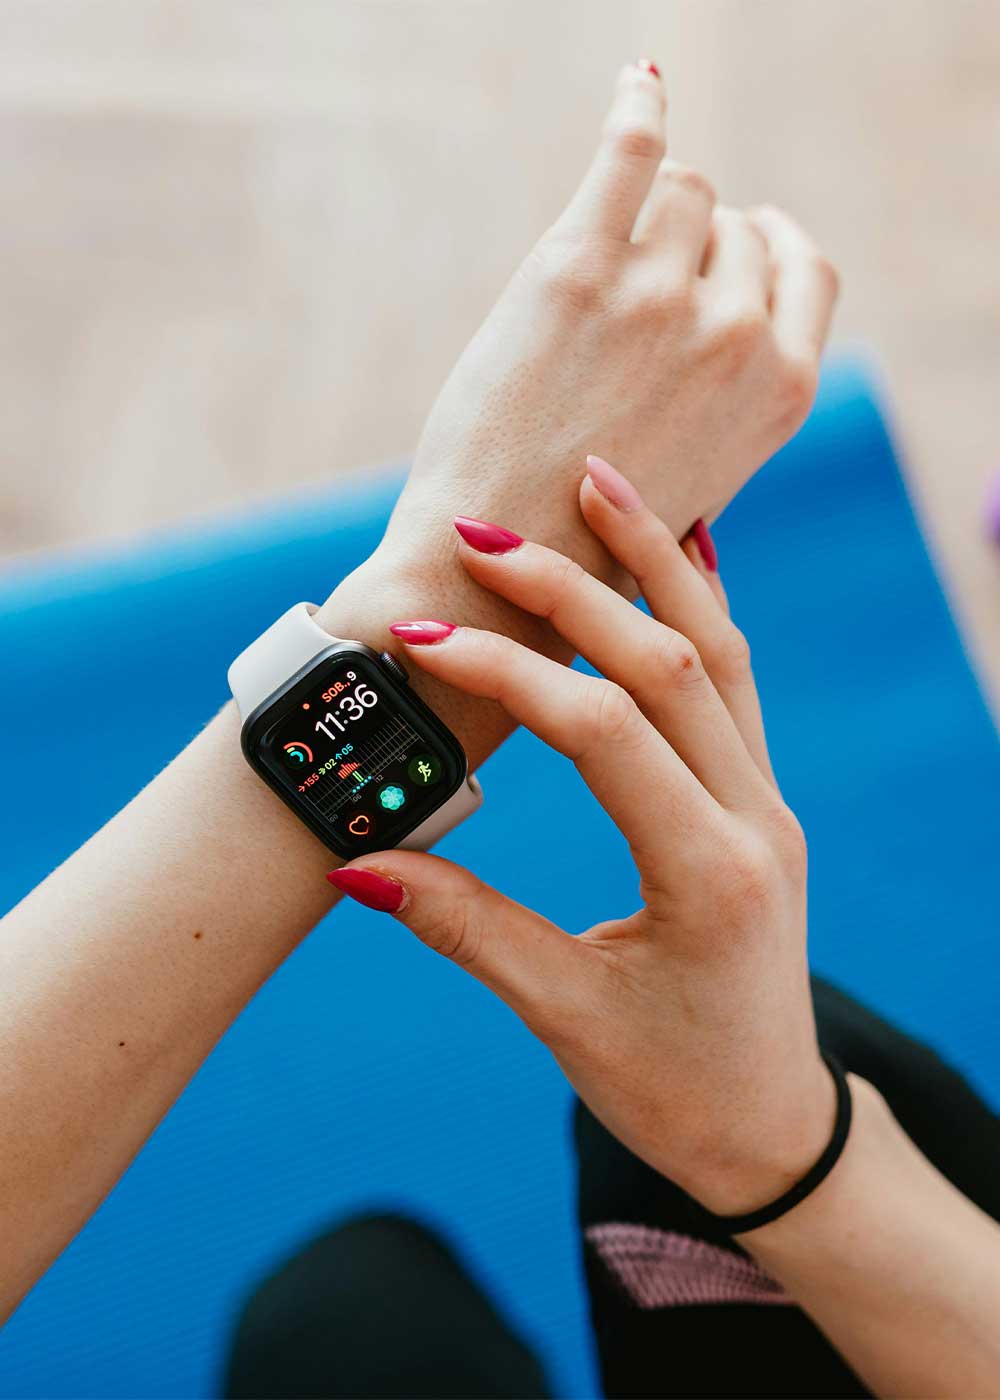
left=229, top=603, right=348, bottom=719
left=228, top=603, right=482, bottom=850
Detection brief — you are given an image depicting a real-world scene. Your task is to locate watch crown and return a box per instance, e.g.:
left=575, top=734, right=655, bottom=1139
left=379, top=650, right=409, bottom=686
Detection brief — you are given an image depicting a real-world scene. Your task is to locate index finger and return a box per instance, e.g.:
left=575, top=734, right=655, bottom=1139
left=387, top=621, right=720, bottom=873
left=555, top=62, right=667, bottom=243
left=580, top=460, right=776, bottom=785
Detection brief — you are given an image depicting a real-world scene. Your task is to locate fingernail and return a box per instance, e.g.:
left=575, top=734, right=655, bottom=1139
left=388, top=620, right=457, bottom=645
left=636, top=58, right=661, bottom=78
left=326, top=867, right=407, bottom=913
left=585, top=455, right=645, bottom=513
left=453, top=516, right=523, bottom=555
left=692, top=518, right=719, bottom=572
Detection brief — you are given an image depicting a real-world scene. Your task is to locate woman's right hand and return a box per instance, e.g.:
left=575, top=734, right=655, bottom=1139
left=328, top=456, right=834, bottom=1219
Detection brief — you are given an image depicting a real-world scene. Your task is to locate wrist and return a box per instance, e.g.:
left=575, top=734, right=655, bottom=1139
left=681, top=1053, right=838, bottom=1218
left=735, top=1073, right=887, bottom=1248
left=313, top=541, right=567, bottom=771
left=741, top=1075, right=1000, bottom=1396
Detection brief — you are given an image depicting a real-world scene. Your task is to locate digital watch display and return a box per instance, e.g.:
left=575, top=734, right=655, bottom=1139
left=230, top=605, right=480, bottom=859
left=243, top=647, right=465, bottom=856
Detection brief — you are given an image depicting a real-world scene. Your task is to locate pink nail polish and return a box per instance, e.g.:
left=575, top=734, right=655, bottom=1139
left=585, top=455, right=645, bottom=513
left=692, top=518, right=719, bottom=572
left=636, top=58, right=661, bottom=78
left=453, top=516, right=523, bottom=555
left=388, top=620, right=457, bottom=646
left=326, top=867, right=407, bottom=913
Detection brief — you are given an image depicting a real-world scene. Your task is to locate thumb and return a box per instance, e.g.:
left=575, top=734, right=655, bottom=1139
left=326, top=851, right=579, bottom=1034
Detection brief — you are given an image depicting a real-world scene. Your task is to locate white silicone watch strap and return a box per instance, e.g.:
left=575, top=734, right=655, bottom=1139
left=228, top=602, right=482, bottom=849
left=397, top=774, right=483, bottom=850
left=228, top=603, right=339, bottom=719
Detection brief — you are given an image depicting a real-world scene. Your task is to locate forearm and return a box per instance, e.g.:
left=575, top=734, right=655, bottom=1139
left=0, top=54, right=842, bottom=1324
left=743, top=1077, right=1000, bottom=1397
left=0, top=496, right=634, bottom=1317
left=0, top=703, right=330, bottom=1313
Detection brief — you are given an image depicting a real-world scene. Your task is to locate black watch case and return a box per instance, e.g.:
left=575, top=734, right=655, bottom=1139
left=240, top=642, right=467, bottom=858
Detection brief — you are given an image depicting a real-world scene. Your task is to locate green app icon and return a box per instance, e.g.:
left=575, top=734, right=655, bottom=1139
left=407, top=754, right=441, bottom=786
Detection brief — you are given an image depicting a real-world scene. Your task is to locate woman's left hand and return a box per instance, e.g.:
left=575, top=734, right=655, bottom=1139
left=327, top=459, right=833, bottom=1217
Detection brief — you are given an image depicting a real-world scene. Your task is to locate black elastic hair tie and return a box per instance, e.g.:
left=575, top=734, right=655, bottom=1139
left=707, top=1052, right=852, bottom=1235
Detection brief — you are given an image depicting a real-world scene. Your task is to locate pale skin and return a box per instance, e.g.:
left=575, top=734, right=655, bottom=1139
left=321, top=61, right=837, bottom=753
left=1, top=56, right=991, bottom=1400
left=4, top=62, right=838, bottom=1314
left=340, top=467, right=1000, bottom=1399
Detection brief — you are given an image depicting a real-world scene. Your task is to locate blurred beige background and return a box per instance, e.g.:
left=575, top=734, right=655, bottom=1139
left=2, top=0, right=999, bottom=705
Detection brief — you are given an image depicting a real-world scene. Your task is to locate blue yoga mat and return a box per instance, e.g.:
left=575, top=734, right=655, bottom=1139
left=0, top=357, right=997, bottom=1398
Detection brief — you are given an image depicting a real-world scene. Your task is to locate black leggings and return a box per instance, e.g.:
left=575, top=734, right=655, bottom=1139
left=224, top=979, right=1000, bottom=1399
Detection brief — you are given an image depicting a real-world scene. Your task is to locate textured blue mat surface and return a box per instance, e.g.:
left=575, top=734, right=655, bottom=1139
left=1, top=358, right=997, bottom=1398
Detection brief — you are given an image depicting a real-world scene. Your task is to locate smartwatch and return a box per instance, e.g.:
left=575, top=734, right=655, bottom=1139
left=229, top=603, right=482, bottom=858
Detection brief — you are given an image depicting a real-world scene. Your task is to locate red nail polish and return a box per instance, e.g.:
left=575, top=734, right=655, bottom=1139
left=692, top=518, right=719, bottom=572
left=453, top=516, right=524, bottom=555
left=326, top=867, right=406, bottom=913
left=388, top=620, right=457, bottom=645
left=637, top=58, right=661, bottom=78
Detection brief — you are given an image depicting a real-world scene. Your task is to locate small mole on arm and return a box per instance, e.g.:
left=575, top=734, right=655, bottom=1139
left=193, top=931, right=203, bottom=940
left=118, top=1041, right=125, bottom=1048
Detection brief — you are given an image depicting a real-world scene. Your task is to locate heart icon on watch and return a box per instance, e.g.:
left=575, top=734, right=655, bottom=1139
left=348, top=813, right=373, bottom=837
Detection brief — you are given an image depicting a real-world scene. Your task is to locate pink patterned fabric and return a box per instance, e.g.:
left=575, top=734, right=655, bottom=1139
left=586, top=1222, right=792, bottom=1309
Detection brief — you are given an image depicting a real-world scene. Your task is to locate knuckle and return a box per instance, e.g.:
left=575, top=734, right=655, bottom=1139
left=687, top=835, right=731, bottom=890
left=727, top=307, right=769, bottom=350
left=649, top=630, right=705, bottom=690
left=812, top=251, right=841, bottom=298
left=704, top=308, right=769, bottom=372
left=605, top=120, right=666, bottom=165
left=660, top=161, right=716, bottom=206
left=769, top=803, right=809, bottom=876
left=625, top=278, right=695, bottom=326
left=774, top=355, right=819, bottom=425
left=590, top=681, right=640, bottom=744
left=540, top=553, right=588, bottom=620
left=746, top=215, right=770, bottom=255
left=713, top=204, right=748, bottom=234
left=418, top=897, right=483, bottom=970
left=719, top=206, right=770, bottom=257
left=703, top=622, right=752, bottom=686
left=535, top=241, right=610, bottom=316
left=715, top=840, right=775, bottom=924
left=753, top=202, right=799, bottom=245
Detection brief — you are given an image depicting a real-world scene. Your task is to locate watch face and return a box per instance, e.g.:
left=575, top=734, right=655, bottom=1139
left=243, top=648, right=465, bottom=857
